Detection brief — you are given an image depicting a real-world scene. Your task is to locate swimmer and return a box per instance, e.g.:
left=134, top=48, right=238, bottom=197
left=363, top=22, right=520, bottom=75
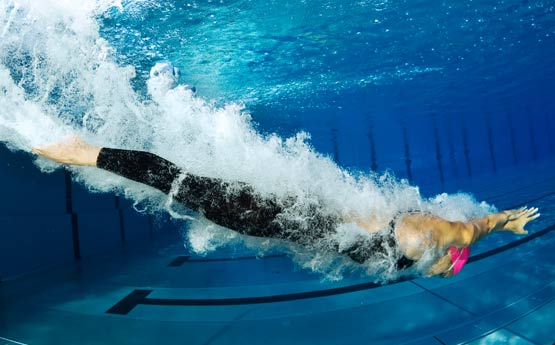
left=32, top=136, right=540, bottom=278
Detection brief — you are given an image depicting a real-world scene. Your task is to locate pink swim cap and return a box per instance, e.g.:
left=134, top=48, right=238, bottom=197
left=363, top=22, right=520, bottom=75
left=449, top=246, right=470, bottom=275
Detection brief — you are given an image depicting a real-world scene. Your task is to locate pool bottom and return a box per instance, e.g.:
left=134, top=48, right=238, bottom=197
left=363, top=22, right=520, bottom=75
left=1, top=162, right=555, bottom=345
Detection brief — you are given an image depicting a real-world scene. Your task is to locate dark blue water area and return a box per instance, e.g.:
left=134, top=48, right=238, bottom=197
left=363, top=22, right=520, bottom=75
left=98, top=0, right=555, bottom=195
left=2, top=3, right=555, bottom=343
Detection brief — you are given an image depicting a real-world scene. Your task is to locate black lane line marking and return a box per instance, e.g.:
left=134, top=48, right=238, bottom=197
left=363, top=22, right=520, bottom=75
left=106, top=289, right=152, bottom=315
left=106, top=277, right=407, bottom=315
left=108, top=191, right=555, bottom=314
left=108, top=223, right=555, bottom=314
left=432, top=336, right=447, bottom=345
left=167, top=256, right=191, bottom=267
left=508, top=191, right=555, bottom=209
left=168, top=254, right=287, bottom=267
left=483, top=174, right=555, bottom=202
left=468, top=224, right=555, bottom=263
left=64, top=170, right=80, bottom=260
left=166, top=190, right=555, bottom=267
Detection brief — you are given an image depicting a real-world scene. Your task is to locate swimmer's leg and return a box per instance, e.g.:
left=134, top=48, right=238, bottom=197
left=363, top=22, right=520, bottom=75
left=97, top=147, right=284, bottom=236
left=33, top=138, right=284, bottom=237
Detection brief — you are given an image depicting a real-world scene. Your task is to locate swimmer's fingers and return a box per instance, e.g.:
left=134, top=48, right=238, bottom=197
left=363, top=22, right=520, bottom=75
left=503, top=207, right=540, bottom=235
left=515, top=207, right=540, bottom=222
left=32, top=147, right=57, bottom=161
left=525, top=207, right=540, bottom=222
left=506, top=207, right=527, bottom=221
left=31, top=148, right=42, bottom=155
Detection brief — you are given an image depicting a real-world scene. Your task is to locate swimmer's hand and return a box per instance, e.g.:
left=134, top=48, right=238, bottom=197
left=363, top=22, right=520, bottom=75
left=31, top=136, right=101, bottom=167
left=500, top=207, right=540, bottom=235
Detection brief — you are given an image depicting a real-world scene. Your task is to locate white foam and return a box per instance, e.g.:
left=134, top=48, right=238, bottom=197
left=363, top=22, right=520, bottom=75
left=0, top=0, right=495, bottom=281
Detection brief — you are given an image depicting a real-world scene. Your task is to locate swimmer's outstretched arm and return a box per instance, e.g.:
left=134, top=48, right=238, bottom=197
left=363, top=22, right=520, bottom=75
left=395, top=207, right=540, bottom=274
left=435, top=207, right=539, bottom=247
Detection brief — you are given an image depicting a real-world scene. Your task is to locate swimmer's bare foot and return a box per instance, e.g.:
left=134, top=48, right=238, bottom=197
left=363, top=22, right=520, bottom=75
left=32, top=136, right=101, bottom=167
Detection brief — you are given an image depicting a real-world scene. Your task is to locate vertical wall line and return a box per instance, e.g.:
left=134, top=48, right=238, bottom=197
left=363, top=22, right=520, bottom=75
left=115, top=196, right=126, bottom=246
left=545, top=111, right=554, bottom=154
left=64, top=170, right=80, bottom=260
left=431, top=113, right=444, bottom=185
left=446, top=117, right=459, bottom=179
left=485, top=113, right=497, bottom=173
left=367, top=124, right=378, bottom=171
left=461, top=119, right=472, bottom=177
left=400, top=118, right=413, bottom=182
left=528, top=114, right=538, bottom=160
left=331, top=128, right=340, bottom=164
left=507, top=112, right=518, bottom=164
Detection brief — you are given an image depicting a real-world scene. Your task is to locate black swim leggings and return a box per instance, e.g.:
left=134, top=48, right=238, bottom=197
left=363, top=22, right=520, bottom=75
left=97, top=148, right=338, bottom=242
left=96, top=148, right=416, bottom=267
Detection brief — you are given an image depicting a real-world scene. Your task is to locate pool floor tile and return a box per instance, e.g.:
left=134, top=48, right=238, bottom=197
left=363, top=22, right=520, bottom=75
left=466, top=329, right=539, bottom=345
left=506, top=299, right=555, bottom=345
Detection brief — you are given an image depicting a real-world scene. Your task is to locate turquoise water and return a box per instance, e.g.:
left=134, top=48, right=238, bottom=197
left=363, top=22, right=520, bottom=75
left=98, top=0, right=554, bottom=179
left=0, top=0, right=554, bottom=344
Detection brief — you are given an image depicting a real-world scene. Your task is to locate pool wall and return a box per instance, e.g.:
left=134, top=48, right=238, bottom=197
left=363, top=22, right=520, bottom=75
left=0, top=145, right=156, bottom=281
left=1, top=100, right=553, bottom=281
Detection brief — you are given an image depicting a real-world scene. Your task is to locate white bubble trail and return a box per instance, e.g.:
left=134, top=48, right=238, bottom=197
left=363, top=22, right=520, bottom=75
left=0, top=0, right=495, bottom=281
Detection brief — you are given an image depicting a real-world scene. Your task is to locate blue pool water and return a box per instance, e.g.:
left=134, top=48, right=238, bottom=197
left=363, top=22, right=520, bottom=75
left=0, top=0, right=554, bottom=344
